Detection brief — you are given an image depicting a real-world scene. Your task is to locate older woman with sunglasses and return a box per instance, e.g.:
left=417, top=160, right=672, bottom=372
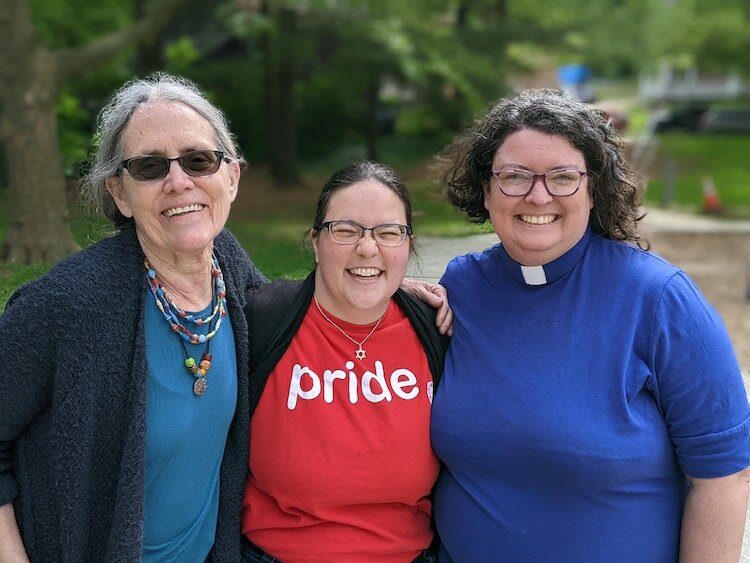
left=241, top=161, right=449, bottom=562
left=431, top=90, right=750, bottom=562
left=0, top=73, right=267, bottom=561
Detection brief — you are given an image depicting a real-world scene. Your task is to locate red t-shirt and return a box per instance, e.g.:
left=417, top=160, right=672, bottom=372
left=242, top=298, right=439, bottom=562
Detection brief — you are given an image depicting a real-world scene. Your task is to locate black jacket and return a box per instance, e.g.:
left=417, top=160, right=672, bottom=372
left=245, top=272, right=449, bottom=416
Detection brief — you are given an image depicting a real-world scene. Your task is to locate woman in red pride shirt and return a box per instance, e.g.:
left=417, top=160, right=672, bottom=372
left=242, top=161, right=450, bottom=562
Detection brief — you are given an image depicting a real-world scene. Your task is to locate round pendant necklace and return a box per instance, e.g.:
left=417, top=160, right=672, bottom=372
left=313, top=297, right=383, bottom=361
left=179, top=337, right=212, bottom=396
left=145, top=254, right=226, bottom=396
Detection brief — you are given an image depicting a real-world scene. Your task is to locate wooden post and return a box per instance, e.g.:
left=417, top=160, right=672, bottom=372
left=661, top=155, right=675, bottom=208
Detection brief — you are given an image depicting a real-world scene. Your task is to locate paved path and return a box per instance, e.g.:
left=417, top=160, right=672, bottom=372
left=407, top=208, right=750, bottom=560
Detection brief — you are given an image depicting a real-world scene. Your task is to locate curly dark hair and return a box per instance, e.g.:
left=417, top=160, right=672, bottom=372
left=441, top=89, right=645, bottom=245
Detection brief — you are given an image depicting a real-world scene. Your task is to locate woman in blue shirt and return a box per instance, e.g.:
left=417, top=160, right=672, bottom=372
left=431, top=89, right=750, bottom=562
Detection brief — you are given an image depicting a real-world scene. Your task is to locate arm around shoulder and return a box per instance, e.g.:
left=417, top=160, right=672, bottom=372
left=399, top=278, right=453, bottom=336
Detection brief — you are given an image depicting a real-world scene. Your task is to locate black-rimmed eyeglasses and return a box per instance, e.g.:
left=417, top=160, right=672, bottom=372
left=491, top=168, right=588, bottom=197
left=120, top=150, right=228, bottom=181
left=317, top=220, right=412, bottom=247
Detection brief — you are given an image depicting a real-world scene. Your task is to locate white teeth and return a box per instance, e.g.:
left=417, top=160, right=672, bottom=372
left=164, top=204, right=204, bottom=217
left=520, top=214, right=556, bottom=225
left=349, top=267, right=381, bottom=278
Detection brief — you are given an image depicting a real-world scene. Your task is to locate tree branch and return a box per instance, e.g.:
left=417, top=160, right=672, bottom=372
left=56, top=0, right=193, bottom=79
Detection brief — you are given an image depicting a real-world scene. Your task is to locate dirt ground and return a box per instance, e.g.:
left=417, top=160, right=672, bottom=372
left=649, top=232, right=750, bottom=374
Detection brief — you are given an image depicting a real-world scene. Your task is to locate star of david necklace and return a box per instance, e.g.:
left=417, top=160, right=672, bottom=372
left=313, top=296, right=383, bottom=361
left=144, top=254, right=227, bottom=396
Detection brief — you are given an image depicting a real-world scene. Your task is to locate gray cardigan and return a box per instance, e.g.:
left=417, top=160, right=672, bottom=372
left=0, top=226, right=265, bottom=562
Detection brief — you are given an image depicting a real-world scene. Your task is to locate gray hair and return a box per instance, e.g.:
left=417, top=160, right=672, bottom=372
left=79, top=72, right=244, bottom=228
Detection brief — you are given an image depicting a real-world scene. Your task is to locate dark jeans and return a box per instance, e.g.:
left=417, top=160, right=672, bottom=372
left=240, top=537, right=437, bottom=563
left=240, top=537, right=281, bottom=563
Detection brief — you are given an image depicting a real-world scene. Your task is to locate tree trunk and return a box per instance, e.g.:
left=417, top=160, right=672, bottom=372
left=497, top=0, right=508, bottom=19
left=264, top=5, right=300, bottom=187
left=0, top=0, right=79, bottom=263
left=132, top=0, right=164, bottom=75
left=0, top=0, right=192, bottom=264
left=365, top=75, right=380, bottom=162
left=456, top=0, right=468, bottom=28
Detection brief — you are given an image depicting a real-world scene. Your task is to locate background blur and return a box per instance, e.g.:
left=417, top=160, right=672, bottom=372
left=3, top=0, right=750, bottom=553
left=1, top=0, right=749, bottom=286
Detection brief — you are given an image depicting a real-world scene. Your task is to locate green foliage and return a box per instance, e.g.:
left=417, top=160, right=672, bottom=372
left=57, top=90, right=92, bottom=177
left=219, top=5, right=272, bottom=38
left=182, top=57, right=267, bottom=162
left=165, top=37, right=200, bottom=75
left=19, top=0, right=750, bottom=239
left=649, top=0, right=749, bottom=73
left=41, top=0, right=747, bottom=194
left=30, top=0, right=132, bottom=48
left=28, top=1, right=144, bottom=180
left=497, top=0, right=750, bottom=78
left=297, top=70, right=363, bottom=157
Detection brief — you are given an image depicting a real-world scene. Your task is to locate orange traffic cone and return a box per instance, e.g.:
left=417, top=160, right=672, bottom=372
left=702, top=176, right=723, bottom=214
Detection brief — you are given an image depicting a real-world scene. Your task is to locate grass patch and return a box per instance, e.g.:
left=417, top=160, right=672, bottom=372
left=408, top=178, right=484, bottom=237
left=227, top=219, right=313, bottom=281
left=643, top=134, right=750, bottom=217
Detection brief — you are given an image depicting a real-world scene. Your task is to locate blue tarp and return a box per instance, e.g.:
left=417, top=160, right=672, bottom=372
left=557, top=65, right=592, bottom=85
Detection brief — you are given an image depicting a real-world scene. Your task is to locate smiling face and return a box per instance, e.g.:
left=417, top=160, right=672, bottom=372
left=485, top=129, right=593, bottom=266
left=312, top=180, right=411, bottom=324
left=106, top=101, right=239, bottom=264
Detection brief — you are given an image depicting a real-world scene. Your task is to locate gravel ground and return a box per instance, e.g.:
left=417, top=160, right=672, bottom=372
left=649, top=232, right=750, bottom=377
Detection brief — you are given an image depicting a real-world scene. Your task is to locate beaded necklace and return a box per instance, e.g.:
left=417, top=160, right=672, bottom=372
left=144, top=254, right=227, bottom=396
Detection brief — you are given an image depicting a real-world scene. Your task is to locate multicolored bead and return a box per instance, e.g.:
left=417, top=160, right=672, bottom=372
left=145, top=253, right=225, bottom=396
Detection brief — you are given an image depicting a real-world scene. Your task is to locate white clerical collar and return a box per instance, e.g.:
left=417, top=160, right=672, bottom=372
left=498, top=227, right=593, bottom=286
left=520, top=265, right=547, bottom=285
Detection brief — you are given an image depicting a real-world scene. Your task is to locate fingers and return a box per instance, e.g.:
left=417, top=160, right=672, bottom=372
left=430, top=284, right=453, bottom=336
left=400, top=279, right=454, bottom=336
left=437, top=301, right=454, bottom=337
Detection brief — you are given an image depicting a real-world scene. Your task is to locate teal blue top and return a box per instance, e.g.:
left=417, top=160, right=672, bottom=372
left=142, top=292, right=237, bottom=561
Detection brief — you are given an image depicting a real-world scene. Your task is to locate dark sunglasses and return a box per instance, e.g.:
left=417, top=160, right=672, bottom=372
left=120, top=150, right=227, bottom=181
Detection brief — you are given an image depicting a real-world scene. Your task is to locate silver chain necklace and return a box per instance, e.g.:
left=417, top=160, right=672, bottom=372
left=313, top=296, right=384, bottom=360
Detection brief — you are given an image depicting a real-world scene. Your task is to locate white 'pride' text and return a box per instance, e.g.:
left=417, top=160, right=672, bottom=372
left=287, top=360, right=419, bottom=410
